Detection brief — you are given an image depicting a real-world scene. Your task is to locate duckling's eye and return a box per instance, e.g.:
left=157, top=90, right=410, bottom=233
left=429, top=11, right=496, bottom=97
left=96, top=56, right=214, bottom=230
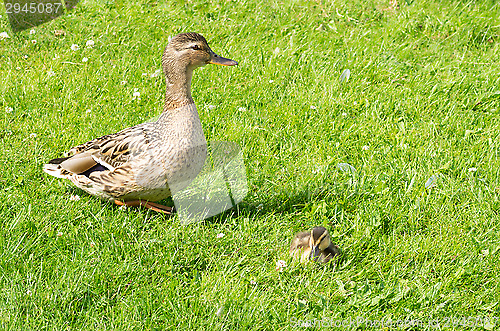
left=192, top=45, right=200, bottom=50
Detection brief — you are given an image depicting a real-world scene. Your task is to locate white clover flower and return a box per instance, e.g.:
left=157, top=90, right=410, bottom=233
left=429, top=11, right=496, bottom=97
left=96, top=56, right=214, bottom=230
left=82, top=57, right=88, bottom=62
left=69, top=194, right=80, bottom=201
left=30, top=29, right=36, bottom=34
left=31, top=40, right=37, bottom=44
left=0, top=32, right=9, bottom=40
left=120, top=80, right=127, bottom=85
left=269, top=79, right=274, bottom=83
left=216, top=233, right=225, bottom=238
left=276, top=260, right=287, bottom=272
left=150, top=69, right=162, bottom=78
left=132, top=89, right=141, bottom=100
left=70, top=44, right=79, bottom=51
left=468, top=167, right=477, bottom=173
left=23, top=55, right=28, bottom=59
left=16, top=67, right=21, bottom=70
left=238, top=107, right=247, bottom=112
left=342, top=112, right=348, bottom=117
left=30, top=133, right=37, bottom=138
left=57, top=231, right=63, bottom=237
left=85, top=40, right=94, bottom=47
left=310, top=105, right=317, bottom=110
left=250, top=280, right=257, bottom=285
left=362, top=145, right=370, bottom=151
left=6, top=107, right=13, bottom=113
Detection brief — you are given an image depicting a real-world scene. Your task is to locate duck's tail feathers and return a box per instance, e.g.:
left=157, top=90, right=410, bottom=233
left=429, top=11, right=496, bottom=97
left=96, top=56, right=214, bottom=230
left=47, top=156, right=71, bottom=165
left=43, top=163, right=72, bottom=179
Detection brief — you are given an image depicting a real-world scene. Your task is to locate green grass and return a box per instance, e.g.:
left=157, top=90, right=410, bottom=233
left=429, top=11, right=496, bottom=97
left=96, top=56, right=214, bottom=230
left=1, top=0, right=500, bottom=329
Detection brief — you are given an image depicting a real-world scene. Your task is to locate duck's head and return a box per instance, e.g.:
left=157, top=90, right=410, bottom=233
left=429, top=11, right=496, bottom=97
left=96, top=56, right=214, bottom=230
left=162, top=32, right=237, bottom=74
left=308, top=226, right=331, bottom=260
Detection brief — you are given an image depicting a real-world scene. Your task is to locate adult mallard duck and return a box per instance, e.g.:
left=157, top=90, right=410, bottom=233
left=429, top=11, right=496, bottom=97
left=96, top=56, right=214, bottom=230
left=290, top=226, right=341, bottom=264
left=43, top=32, right=237, bottom=213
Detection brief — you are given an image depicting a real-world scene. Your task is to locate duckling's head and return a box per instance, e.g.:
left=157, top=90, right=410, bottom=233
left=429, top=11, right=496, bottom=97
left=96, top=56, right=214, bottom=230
left=162, top=32, right=237, bottom=75
left=309, top=226, right=331, bottom=260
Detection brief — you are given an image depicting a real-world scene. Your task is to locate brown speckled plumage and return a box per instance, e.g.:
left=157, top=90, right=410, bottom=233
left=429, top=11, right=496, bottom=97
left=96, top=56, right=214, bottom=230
left=43, top=33, right=237, bottom=205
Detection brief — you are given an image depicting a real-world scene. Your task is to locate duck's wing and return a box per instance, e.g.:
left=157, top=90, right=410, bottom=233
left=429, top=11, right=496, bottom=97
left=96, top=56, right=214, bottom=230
left=44, top=122, right=156, bottom=178
left=320, top=244, right=341, bottom=263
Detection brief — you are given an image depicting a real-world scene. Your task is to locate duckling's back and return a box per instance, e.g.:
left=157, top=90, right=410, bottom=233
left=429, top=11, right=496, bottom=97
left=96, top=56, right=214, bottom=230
left=290, top=231, right=312, bottom=262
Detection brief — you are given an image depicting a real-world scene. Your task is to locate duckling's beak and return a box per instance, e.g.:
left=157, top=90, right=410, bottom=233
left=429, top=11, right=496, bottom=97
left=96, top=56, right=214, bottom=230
left=208, top=50, right=238, bottom=66
left=309, top=245, right=320, bottom=260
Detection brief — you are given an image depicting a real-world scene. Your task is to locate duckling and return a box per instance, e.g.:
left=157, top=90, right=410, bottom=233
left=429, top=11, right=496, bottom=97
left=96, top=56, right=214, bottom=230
left=290, top=226, right=340, bottom=264
left=43, top=33, right=237, bottom=213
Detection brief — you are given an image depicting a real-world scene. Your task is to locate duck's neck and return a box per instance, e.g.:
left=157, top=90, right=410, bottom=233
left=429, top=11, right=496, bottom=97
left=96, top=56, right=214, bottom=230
left=163, top=65, right=195, bottom=111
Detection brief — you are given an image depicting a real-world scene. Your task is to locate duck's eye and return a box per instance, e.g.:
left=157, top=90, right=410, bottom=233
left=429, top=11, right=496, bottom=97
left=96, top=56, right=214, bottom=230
left=192, top=45, right=200, bottom=50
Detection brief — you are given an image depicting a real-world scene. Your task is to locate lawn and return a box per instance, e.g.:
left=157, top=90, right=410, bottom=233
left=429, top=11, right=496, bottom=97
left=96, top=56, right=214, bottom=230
left=1, top=0, right=500, bottom=329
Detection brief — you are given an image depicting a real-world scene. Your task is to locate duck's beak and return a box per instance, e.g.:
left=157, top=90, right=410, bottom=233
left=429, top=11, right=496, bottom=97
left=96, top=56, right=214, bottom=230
left=309, top=245, right=320, bottom=260
left=208, top=50, right=238, bottom=66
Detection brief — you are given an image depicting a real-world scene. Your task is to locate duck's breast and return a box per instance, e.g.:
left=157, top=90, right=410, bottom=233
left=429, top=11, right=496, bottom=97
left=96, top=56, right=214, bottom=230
left=138, top=104, right=208, bottom=195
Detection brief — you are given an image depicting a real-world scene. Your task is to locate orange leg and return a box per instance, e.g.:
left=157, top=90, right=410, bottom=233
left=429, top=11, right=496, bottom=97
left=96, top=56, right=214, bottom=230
left=114, top=200, right=174, bottom=214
